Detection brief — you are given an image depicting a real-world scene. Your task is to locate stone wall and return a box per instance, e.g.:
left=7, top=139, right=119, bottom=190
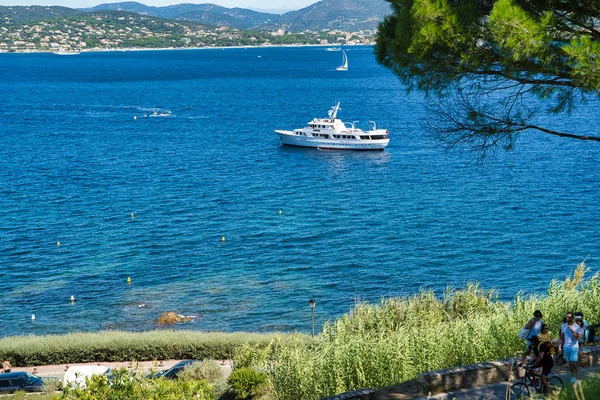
left=379, top=345, right=600, bottom=398
left=322, top=345, right=600, bottom=399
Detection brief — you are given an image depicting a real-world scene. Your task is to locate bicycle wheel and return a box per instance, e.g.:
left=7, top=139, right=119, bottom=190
left=547, top=375, right=564, bottom=395
left=510, top=382, right=531, bottom=399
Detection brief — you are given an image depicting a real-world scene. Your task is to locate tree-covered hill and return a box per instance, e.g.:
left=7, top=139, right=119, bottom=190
left=280, top=0, right=391, bottom=31
left=0, top=5, right=84, bottom=24
left=0, top=6, right=369, bottom=52
left=80, top=0, right=390, bottom=31
left=82, top=1, right=280, bottom=30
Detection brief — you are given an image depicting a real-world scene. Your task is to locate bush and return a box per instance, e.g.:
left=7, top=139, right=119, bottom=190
left=227, top=367, right=268, bottom=400
left=213, top=380, right=232, bottom=400
left=0, top=331, right=291, bottom=367
left=41, top=377, right=61, bottom=394
left=61, top=368, right=215, bottom=399
left=178, top=360, right=224, bottom=384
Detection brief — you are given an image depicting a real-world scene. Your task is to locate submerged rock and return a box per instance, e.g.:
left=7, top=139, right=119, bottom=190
left=156, top=311, right=194, bottom=325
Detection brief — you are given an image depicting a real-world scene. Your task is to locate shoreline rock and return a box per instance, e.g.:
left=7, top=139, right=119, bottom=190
left=156, top=311, right=195, bottom=325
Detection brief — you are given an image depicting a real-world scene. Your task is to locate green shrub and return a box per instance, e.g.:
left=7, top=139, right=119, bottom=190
left=178, top=360, right=224, bottom=384
left=41, top=377, right=61, bottom=394
left=9, top=391, right=26, bottom=400
left=61, top=368, right=215, bottom=399
left=227, top=367, right=268, bottom=400
left=0, top=331, right=291, bottom=367
left=212, top=380, right=232, bottom=400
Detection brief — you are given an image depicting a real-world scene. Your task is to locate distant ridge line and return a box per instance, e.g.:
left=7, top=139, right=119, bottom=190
left=78, top=0, right=391, bottom=31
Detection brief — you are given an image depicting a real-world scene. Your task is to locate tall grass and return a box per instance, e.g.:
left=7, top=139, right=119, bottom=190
left=244, top=263, right=600, bottom=399
left=555, top=373, right=600, bottom=400
left=0, top=330, right=291, bottom=366
left=3, top=264, right=599, bottom=400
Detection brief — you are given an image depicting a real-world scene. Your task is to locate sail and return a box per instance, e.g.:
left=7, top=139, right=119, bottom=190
left=336, top=50, right=348, bottom=71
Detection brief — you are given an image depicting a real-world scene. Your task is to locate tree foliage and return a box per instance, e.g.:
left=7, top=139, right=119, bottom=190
left=375, top=0, right=600, bottom=154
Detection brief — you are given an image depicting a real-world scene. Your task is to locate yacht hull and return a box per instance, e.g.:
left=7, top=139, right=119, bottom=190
left=276, top=130, right=389, bottom=151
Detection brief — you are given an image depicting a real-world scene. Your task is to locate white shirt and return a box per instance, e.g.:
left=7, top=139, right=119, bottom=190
left=561, top=322, right=581, bottom=348
left=528, top=319, right=543, bottom=339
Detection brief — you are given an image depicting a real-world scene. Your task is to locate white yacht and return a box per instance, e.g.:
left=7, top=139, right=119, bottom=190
left=275, top=103, right=389, bottom=151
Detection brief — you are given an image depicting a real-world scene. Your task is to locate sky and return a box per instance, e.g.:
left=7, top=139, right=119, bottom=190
left=0, top=0, right=317, bottom=10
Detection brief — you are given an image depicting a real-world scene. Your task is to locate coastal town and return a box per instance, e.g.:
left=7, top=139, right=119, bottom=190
left=0, top=11, right=376, bottom=52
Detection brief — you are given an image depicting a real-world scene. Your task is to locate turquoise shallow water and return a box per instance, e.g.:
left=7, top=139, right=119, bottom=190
left=0, top=46, right=599, bottom=336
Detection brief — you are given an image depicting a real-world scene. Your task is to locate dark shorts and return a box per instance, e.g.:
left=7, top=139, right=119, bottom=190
left=539, top=362, right=553, bottom=377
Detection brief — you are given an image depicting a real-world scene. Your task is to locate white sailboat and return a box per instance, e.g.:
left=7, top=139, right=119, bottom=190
left=336, top=50, right=348, bottom=71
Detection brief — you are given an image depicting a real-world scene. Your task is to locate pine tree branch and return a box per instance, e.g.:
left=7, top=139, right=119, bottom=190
left=522, top=124, right=600, bottom=142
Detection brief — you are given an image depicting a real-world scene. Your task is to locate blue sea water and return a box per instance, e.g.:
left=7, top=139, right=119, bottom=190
left=1, top=46, right=599, bottom=337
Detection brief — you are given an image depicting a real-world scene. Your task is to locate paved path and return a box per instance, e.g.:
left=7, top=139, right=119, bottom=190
left=10, top=359, right=233, bottom=381
left=411, top=366, right=600, bottom=400
left=374, top=362, right=600, bottom=400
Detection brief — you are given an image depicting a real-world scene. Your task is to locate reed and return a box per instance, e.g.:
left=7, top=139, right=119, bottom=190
left=245, top=263, right=600, bottom=399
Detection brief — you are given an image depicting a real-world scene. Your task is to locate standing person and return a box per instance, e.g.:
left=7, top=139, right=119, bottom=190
left=559, top=311, right=582, bottom=384
left=523, top=310, right=544, bottom=348
left=575, top=314, right=589, bottom=369
left=1, top=360, right=11, bottom=373
left=518, top=335, right=554, bottom=394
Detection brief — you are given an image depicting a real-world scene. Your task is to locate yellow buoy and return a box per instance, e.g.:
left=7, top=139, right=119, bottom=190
left=127, top=277, right=131, bottom=284
left=221, top=236, right=226, bottom=242
left=279, top=210, right=283, bottom=215
left=57, top=242, right=61, bottom=246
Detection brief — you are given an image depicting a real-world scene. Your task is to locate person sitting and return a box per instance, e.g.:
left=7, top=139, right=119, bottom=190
left=2, top=360, right=11, bottom=373
left=575, top=314, right=589, bottom=369
left=519, top=335, right=554, bottom=394
left=574, top=313, right=589, bottom=345
left=538, top=324, right=553, bottom=342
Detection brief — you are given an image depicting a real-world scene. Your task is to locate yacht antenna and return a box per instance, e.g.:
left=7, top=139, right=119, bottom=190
left=330, top=102, right=341, bottom=120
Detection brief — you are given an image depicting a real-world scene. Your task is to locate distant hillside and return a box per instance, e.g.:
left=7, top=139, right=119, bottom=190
left=280, top=0, right=391, bottom=31
left=250, top=8, right=293, bottom=15
left=0, top=4, right=372, bottom=53
left=81, top=0, right=390, bottom=31
left=82, top=2, right=280, bottom=29
left=171, top=5, right=280, bottom=30
left=81, top=1, right=157, bottom=16
left=0, top=5, right=84, bottom=24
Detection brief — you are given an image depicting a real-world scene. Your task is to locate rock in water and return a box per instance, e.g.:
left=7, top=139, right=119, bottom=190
left=156, top=311, right=193, bottom=325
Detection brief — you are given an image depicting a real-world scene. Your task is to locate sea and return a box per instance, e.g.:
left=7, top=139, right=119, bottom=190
left=1, top=46, right=599, bottom=337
